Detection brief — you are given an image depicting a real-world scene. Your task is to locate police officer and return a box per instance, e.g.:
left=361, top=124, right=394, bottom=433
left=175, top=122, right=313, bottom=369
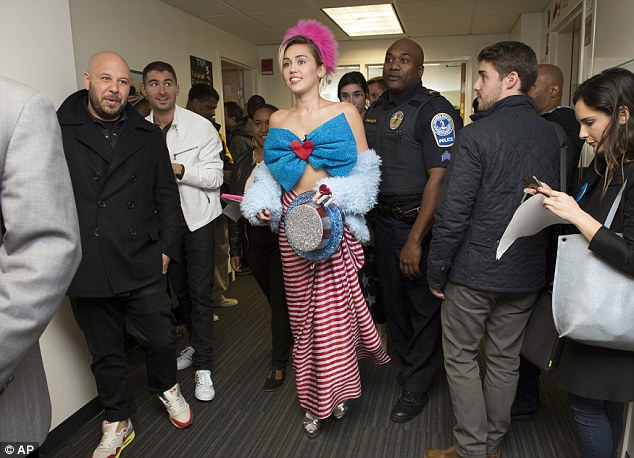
left=365, top=38, right=462, bottom=423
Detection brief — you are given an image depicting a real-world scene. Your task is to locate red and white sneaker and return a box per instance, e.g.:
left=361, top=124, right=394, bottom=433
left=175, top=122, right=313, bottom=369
left=159, top=383, right=193, bottom=428
left=92, top=419, right=135, bottom=458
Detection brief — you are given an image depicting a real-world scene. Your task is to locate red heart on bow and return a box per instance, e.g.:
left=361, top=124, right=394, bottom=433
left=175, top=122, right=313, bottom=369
left=290, top=139, right=314, bottom=161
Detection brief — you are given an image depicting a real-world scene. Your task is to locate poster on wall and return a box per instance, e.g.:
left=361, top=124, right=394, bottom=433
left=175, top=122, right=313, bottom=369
left=190, top=55, right=213, bottom=86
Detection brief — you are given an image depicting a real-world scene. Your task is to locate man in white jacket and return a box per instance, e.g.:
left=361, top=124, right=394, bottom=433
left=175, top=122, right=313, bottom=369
left=143, top=61, right=223, bottom=401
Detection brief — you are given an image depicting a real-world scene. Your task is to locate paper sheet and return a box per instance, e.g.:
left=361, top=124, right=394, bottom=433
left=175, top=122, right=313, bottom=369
left=496, top=194, right=567, bottom=259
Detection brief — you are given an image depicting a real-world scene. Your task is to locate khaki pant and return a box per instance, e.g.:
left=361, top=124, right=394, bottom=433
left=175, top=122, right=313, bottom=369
left=442, top=281, right=538, bottom=458
left=212, top=214, right=229, bottom=303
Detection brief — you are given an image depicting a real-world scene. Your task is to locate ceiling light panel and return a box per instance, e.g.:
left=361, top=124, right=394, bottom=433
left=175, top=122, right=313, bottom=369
left=322, top=4, right=403, bottom=37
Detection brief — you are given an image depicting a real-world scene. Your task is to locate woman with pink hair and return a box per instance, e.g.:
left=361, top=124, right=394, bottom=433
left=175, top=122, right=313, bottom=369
left=241, top=19, right=389, bottom=438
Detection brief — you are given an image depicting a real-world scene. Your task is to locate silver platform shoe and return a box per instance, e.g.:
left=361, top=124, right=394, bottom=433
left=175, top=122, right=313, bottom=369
left=333, top=400, right=349, bottom=421
left=303, top=412, right=321, bottom=439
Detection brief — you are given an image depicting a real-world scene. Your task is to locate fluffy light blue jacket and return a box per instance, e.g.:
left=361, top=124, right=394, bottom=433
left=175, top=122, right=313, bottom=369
left=240, top=149, right=381, bottom=242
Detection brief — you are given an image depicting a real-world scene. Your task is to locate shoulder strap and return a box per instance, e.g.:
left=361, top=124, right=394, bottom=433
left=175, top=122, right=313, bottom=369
left=408, top=89, right=438, bottom=108
left=605, top=180, right=628, bottom=228
left=549, top=121, right=568, bottom=192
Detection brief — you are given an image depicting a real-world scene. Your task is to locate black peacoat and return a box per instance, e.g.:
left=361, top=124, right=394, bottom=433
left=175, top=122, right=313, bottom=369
left=57, top=90, right=181, bottom=297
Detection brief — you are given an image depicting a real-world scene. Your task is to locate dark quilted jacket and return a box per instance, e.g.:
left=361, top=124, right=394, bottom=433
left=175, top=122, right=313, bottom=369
left=427, top=95, right=560, bottom=292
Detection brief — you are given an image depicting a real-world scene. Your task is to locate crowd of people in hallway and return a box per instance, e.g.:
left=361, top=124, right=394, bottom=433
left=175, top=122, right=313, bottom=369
left=1, top=16, right=633, bottom=458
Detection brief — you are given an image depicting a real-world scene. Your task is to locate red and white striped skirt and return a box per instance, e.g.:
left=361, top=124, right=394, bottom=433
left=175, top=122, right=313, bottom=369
left=280, top=190, right=390, bottom=419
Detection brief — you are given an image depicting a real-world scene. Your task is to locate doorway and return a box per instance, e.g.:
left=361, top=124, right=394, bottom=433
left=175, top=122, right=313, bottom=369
left=366, top=61, right=468, bottom=121
left=550, top=5, right=583, bottom=106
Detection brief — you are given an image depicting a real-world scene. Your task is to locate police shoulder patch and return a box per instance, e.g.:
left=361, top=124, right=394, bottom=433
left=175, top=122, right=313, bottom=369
left=430, top=112, right=455, bottom=147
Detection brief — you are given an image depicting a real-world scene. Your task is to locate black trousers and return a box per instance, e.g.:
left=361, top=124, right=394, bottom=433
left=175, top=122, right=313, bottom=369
left=246, top=224, right=292, bottom=368
left=514, top=356, right=541, bottom=411
left=374, top=209, right=442, bottom=393
left=168, top=219, right=215, bottom=370
left=71, top=279, right=177, bottom=422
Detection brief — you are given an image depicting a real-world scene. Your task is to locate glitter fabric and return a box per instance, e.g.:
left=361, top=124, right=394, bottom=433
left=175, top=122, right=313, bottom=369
left=284, top=191, right=343, bottom=262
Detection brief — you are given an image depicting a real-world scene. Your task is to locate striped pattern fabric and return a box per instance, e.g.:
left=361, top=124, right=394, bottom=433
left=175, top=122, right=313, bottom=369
left=280, top=190, right=390, bottom=419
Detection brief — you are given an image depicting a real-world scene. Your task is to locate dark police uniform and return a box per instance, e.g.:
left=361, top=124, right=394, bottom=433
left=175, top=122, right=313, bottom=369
left=365, top=85, right=462, bottom=395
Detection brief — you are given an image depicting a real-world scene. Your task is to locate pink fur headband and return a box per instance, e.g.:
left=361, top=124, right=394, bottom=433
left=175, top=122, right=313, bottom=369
left=283, top=19, right=338, bottom=74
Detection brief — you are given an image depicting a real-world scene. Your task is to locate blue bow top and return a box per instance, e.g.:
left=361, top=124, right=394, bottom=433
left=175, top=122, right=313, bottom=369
left=264, top=113, right=358, bottom=191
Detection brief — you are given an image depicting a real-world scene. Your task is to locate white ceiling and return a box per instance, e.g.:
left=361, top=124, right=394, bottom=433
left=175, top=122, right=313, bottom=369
left=161, top=0, right=550, bottom=46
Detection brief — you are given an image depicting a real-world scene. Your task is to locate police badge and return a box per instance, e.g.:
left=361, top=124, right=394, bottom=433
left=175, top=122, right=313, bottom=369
left=390, top=111, right=404, bottom=130
left=431, top=112, right=455, bottom=147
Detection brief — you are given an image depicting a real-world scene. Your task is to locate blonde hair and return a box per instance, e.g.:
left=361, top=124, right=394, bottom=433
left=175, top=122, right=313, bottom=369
left=277, top=35, right=326, bottom=79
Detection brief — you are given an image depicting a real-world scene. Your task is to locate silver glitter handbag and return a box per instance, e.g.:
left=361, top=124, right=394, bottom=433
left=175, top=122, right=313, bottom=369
left=552, top=181, right=634, bottom=351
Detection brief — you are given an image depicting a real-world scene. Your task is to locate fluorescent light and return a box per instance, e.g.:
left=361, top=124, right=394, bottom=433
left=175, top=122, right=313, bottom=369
left=322, top=4, right=403, bottom=37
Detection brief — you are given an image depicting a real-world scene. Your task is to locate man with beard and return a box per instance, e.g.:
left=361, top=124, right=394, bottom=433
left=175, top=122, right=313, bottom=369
left=364, top=38, right=462, bottom=423
left=57, top=51, right=191, bottom=458
left=425, top=42, right=560, bottom=458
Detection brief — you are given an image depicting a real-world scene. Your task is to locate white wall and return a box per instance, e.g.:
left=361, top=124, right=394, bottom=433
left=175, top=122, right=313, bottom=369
left=42, top=300, right=96, bottom=428
left=260, top=33, right=509, bottom=114
left=509, top=12, right=542, bottom=54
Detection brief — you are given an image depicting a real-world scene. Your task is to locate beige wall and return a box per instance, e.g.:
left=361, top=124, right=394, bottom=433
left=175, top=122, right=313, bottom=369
left=68, top=0, right=260, bottom=130
left=593, top=0, right=634, bottom=72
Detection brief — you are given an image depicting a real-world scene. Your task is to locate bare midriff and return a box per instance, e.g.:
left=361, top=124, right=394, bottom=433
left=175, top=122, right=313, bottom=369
left=292, top=162, right=330, bottom=194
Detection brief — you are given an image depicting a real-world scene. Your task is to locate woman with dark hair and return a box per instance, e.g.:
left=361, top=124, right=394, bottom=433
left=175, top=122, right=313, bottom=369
left=246, top=94, right=266, bottom=119
left=337, top=71, right=369, bottom=118
left=228, top=104, right=293, bottom=393
left=241, top=19, right=389, bottom=438
left=527, top=67, right=634, bottom=458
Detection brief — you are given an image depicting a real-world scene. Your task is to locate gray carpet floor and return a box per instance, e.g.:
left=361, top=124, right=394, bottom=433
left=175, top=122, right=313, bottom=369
left=49, top=274, right=580, bottom=457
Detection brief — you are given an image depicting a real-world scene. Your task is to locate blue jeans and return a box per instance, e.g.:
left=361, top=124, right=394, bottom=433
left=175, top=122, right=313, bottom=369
left=568, top=393, right=624, bottom=458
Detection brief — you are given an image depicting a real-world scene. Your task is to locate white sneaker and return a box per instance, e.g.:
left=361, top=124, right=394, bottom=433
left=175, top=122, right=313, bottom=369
left=213, top=297, right=238, bottom=307
left=176, top=346, right=195, bottom=370
left=92, top=418, right=135, bottom=458
left=195, top=370, right=215, bottom=401
left=159, top=383, right=193, bottom=428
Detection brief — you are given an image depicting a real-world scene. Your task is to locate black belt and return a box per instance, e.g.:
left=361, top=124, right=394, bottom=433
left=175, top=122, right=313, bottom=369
left=374, top=201, right=420, bottom=222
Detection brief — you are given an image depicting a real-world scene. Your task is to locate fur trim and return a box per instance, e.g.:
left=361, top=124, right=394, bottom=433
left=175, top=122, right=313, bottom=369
left=316, top=149, right=381, bottom=215
left=316, top=149, right=381, bottom=242
left=283, top=19, right=338, bottom=74
left=240, top=163, right=283, bottom=231
left=344, top=214, right=370, bottom=243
